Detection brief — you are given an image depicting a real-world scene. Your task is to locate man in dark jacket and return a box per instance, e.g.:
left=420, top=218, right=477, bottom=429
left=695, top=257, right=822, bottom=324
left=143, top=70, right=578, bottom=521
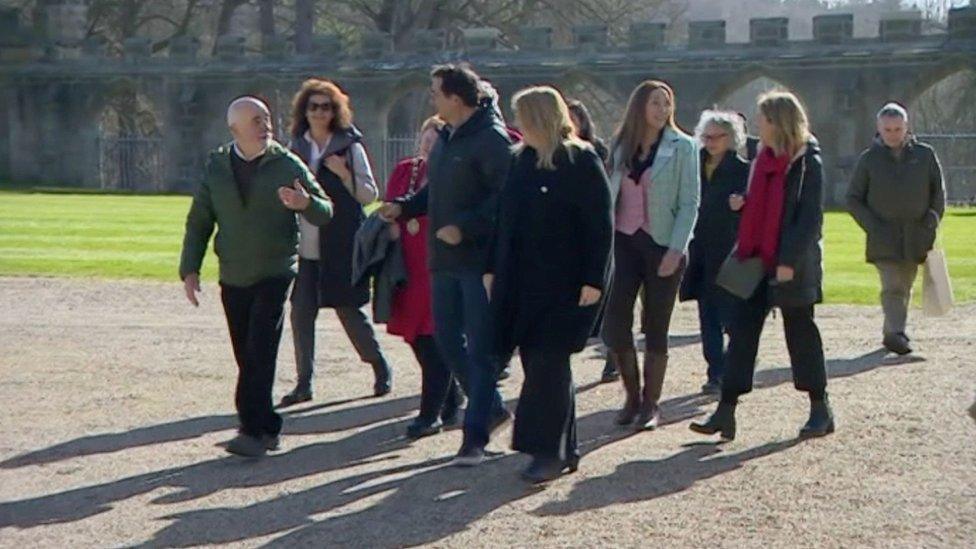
left=180, top=96, right=333, bottom=457
left=847, top=103, right=946, bottom=355
left=380, top=65, right=513, bottom=466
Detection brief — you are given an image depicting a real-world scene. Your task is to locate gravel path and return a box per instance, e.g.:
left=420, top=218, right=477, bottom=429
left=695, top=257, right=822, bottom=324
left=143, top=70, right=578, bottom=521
left=0, top=276, right=973, bottom=548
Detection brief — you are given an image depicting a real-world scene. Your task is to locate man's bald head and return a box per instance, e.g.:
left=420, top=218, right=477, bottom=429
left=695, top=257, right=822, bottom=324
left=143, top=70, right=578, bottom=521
left=226, top=96, right=273, bottom=152
left=227, top=96, right=271, bottom=128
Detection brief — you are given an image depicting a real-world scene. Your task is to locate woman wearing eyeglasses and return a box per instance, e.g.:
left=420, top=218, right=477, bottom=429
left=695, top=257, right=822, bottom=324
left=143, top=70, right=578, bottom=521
left=679, top=110, right=749, bottom=395
left=279, top=78, right=393, bottom=407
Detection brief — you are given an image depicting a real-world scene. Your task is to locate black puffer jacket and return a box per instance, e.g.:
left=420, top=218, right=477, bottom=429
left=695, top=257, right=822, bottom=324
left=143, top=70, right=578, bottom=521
left=399, top=106, right=513, bottom=273
left=767, top=138, right=825, bottom=308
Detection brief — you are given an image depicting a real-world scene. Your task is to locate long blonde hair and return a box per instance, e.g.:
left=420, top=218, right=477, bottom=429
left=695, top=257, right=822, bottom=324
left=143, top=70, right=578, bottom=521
left=613, top=80, right=682, bottom=170
left=512, top=86, right=588, bottom=170
left=757, top=90, right=811, bottom=157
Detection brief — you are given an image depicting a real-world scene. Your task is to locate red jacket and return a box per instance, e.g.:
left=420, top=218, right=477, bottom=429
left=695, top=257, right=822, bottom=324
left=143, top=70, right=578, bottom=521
left=384, top=157, right=435, bottom=343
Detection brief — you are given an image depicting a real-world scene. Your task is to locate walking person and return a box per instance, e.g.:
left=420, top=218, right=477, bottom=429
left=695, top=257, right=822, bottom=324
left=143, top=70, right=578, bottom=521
left=279, top=79, right=392, bottom=407
left=384, top=115, right=463, bottom=439
left=604, top=80, right=700, bottom=431
left=691, top=90, right=833, bottom=441
left=846, top=102, right=946, bottom=355
left=487, top=86, right=612, bottom=483
left=179, top=96, right=333, bottom=456
left=679, top=110, right=749, bottom=395
left=380, top=64, right=513, bottom=466
left=567, top=98, right=619, bottom=384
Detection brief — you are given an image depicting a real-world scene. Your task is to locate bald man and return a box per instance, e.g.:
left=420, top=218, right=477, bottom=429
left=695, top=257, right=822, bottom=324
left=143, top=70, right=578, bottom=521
left=179, top=96, right=333, bottom=457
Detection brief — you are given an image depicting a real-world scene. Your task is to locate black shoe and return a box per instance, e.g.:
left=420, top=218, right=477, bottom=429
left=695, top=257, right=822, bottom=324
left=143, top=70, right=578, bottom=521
left=225, top=433, right=268, bottom=457
left=263, top=433, right=281, bottom=451
left=800, top=396, right=835, bottom=438
left=278, top=388, right=312, bottom=408
left=372, top=360, right=393, bottom=397
left=521, top=455, right=578, bottom=484
left=701, top=379, right=722, bottom=396
left=451, top=444, right=485, bottom=467
left=489, top=408, right=513, bottom=435
left=600, top=359, right=620, bottom=383
left=406, top=417, right=443, bottom=440
left=883, top=333, right=912, bottom=356
left=690, top=401, right=737, bottom=441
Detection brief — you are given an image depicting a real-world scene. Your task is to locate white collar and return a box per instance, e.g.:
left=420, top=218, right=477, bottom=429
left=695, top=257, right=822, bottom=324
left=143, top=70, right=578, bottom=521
left=233, top=141, right=268, bottom=161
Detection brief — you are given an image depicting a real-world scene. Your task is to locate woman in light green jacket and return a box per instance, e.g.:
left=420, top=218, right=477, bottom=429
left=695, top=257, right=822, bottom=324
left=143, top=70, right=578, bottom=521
left=603, top=80, right=700, bottom=431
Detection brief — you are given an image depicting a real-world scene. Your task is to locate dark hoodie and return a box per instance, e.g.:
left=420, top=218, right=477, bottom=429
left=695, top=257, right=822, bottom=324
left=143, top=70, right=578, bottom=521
left=846, top=134, right=946, bottom=264
left=399, top=105, right=514, bottom=272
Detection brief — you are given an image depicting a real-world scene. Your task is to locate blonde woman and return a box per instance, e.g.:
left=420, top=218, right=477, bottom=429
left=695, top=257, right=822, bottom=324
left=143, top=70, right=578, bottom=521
left=691, top=90, right=832, bottom=441
left=486, top=86, right=612, bottom=483
left=604, top=80, right=700, bottom=431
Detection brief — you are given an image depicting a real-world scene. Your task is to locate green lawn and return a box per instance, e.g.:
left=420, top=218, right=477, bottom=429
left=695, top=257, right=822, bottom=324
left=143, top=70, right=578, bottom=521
left=1, top=191, right=973, bottom=305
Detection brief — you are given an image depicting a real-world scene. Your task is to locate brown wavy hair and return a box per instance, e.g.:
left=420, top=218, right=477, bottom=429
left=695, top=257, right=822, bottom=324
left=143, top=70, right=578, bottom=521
left=289, top=78, right=353, bottom=139
left=612, top=80, right=682, bottom=171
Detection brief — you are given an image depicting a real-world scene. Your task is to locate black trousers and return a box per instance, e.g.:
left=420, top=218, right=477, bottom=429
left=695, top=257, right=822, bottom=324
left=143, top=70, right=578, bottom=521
left=722, top=284, right=827, bottom=402
left=220, top=276, right=292, bottom=438
left=513, top=346, right=577, bottom=463
left=604, top=230, right=685, bottom=354
left=409, top=335, right=461, bottom=422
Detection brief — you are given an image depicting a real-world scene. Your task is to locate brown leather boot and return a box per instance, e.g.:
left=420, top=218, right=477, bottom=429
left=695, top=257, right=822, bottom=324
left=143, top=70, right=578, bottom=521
left=637, top=352, right=668, bottom=430
left=612, top=348, right=641, bottom=425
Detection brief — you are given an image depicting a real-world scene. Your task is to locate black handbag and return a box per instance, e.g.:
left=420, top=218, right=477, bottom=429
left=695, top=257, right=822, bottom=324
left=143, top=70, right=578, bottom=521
left=716, top=246, right=765, bottom=299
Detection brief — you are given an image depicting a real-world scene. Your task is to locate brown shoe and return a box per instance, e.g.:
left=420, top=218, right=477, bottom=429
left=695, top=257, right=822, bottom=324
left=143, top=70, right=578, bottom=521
left=612, top=348, right=641, bottom=425
left=637, top=352, right=668, bottom=430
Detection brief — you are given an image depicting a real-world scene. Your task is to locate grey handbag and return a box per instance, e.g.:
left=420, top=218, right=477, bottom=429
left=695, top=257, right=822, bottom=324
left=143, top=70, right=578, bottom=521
left=716, top=246, right=766, bottom=299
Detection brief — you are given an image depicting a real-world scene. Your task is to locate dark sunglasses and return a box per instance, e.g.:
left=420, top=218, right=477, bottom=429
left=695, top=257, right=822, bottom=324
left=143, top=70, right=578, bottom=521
left=307, top=101, right=334, bottom=112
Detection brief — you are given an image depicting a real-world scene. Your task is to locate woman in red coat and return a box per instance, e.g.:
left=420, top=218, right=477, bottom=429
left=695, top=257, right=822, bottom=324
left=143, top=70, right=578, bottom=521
left=386, top=116, right=462, bottom=439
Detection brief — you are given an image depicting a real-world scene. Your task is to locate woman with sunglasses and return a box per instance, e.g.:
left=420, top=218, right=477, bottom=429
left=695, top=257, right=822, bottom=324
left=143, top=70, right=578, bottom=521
left=679, top=110, right=749, bottom=395
left=279, top=78, right=393, bottom=407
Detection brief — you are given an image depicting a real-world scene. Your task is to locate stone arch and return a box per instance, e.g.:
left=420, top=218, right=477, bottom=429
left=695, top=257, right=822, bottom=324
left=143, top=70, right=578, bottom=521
left=95, top=77, right=165, bottom=190
left=709, top=69, right=794, bottom=134
left=382, top=72, right=435, bottom=139
left=908, top=66, right=976, bottom=202
left=557, top=70, right=627, bottom=144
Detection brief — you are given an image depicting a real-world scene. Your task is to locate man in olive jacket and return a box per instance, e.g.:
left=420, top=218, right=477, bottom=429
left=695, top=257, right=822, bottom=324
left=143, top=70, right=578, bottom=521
left=847, top=103, right=946, bottom=355
left=179, top=97, right=333, bottom=457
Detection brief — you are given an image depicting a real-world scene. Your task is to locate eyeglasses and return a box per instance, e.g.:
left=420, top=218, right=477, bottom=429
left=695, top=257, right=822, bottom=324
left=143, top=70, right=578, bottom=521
left=701, top=133, right=728, bottom=142
left=307, top=101, right=334, bottom=112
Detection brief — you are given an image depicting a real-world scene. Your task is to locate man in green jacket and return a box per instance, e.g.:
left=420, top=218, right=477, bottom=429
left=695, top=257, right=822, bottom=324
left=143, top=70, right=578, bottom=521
left=847, top=102, right=946, bottom=356
left=179, top=96, right=333, bottom=457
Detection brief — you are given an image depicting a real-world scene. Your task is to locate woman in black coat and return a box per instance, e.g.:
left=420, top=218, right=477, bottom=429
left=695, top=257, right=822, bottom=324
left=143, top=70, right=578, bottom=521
left=487, top=86, right=612, bottom=484
left=692, top=91, right=832, bottom=441
left=279, top=79, right=392, bottom=407
left=680, top=110, right=749, bottom=395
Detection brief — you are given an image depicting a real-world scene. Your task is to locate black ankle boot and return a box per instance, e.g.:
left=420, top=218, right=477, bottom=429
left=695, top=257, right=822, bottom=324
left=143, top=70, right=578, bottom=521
left=800, top=395, right=835, bottom=438
left=689, top=401, right=737, bottom=441
left=371, top=359, right=393, bottom=397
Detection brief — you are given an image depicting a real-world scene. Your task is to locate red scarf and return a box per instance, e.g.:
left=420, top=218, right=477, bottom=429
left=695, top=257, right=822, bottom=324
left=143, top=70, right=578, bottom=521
left=736, top=147, right=791, bottom=271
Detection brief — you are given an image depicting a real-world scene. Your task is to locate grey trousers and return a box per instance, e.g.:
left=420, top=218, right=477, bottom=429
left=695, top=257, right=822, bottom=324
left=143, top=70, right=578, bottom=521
left=290, top=261, right=385, bottom=390
left=875, top=261, right=920, bottom=337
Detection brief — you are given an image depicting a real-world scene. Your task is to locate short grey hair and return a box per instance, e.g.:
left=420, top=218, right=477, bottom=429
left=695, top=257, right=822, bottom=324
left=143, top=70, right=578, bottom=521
left=226, top=96, right=270, bottom=127
left=876, top=102, right=908, bottom=121
left=694, top=109, right=746, bottom=151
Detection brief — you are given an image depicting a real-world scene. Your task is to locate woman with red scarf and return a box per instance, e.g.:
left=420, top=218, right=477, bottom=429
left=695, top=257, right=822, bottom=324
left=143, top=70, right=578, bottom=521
left=691, top=91, right=833, bottom=441
left=386, top=116, right=462, bottom=439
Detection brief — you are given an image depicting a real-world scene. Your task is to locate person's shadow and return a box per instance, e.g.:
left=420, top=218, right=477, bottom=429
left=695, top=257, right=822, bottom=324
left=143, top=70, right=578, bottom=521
left=532, top=439, right=803, bottom=518
left=138, top=402, right=701, bottom=548
left=0, top=347, right=921, bottom=542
